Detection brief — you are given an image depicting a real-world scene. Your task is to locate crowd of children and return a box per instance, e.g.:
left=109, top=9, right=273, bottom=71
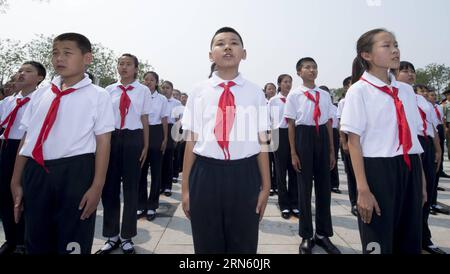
left=0, top=27, right=449, bottom=255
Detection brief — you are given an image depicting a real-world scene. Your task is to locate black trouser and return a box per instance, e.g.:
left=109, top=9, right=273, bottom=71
left=433, top=124, right=445, bottom=205
left=102, top=129, right=143, bottom=239
left=447, top=122, right=450, bottom=161
left=139, top=124, right=164, bottom=211
left=358, top=155, right=422, bottom=254
left=341, top=147, right=357, bottom=207
left=295, top=125, right=333, bottom=239
left=189, top=155, right=261, bottom=254
left=273, top=128, right=298, bottom=211
left=418, top=135, right=436, bottom=247
left=23, top=154, right=96, bottom=254
left=161, top=124, right=175, bottom=191
left=330, top=128, right=340, bottom=189
left=269, top=152, right=277, bottom=191
left=0, top=140, right=25, bottom=247
left=173, top=141, right=185, bottom=179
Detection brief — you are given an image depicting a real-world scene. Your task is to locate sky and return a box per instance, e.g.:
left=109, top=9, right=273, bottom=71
left=1, top=0, right=449, bottom=92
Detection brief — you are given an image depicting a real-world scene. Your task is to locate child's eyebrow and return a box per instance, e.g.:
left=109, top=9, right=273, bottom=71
left=53, top=47, right=75, bottom=51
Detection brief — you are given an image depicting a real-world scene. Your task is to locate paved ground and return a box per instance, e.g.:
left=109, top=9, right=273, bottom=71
left=1, top=156, right=450, bottom=254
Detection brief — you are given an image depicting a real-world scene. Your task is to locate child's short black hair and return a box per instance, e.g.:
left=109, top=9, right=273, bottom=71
left=210, top=27, right=244, bottom=49
left=53, top=33, right=92, bottom=54
left=399, top=61, right=416, bottom=72
left=413, top=84, right=428, bottom=93
left=23, top=61, right=46, bottom=85
left=319, top=85, right=330, bottom=92
left=296, top=57, right=317, bottom=71
left=86, top=71, right=95, bottom=83
left=162, top=80, right=173, bottom=89
left=119, top=54, right=139, bottom=79
left=343, top=76, right=352, bottom=87
left=120, top=53, right=139, bottom=69
left=144, top=71, right=160, bottom=91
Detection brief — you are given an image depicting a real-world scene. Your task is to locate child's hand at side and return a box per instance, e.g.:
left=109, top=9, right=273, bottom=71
left=256, top=188, right=270, bottom=222
left=79, top=184, right=103, bottom=220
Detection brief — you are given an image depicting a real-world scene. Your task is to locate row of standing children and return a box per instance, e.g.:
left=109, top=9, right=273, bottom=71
left=0, top=33, right=185, bottom=254
left=1, top=27, right=448, bottom=255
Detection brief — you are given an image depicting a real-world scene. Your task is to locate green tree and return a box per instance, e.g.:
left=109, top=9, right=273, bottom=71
left=0, top=0, right=9, bottom=13
left=416, top=63, right=450, bottom=95
left=1, top=33, right=154, bottom=88
left=138, top=60, right=154, bottom=82
left=333, top=87, right=346, bottom=101
left=0, top=38, right=26, bottom=85
left=89, top=43, right=118, bottom=87
left=25, top=34, right=55, bottom=79
left=1, top=0, right=48, bottom=13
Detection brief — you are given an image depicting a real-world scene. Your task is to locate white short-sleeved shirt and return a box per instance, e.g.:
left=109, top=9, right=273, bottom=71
left=340, top=71, right=424, bottom=158
left=174, top=105, right=185, bottom=121
left=416, top=95, right=438, bottom=138
left=337, top=98, right=345, bottom=119
left=19, top=75, right=115, bottom=160
left=0, top=91, right=33, bottom=140
left=166, top=97, right=183, bottom=124
left=268, top=93, right=289, bottom=129
left=106, top=80, right=152, bottom=130
left=0, top=98, right=6, bottom=119
left=329, top=103, right=339, bottom=129
left=181, top=72, right=270, bottom=160
left=148, top=90, right=169, bottom=125
left=284, top=85, right=333, bottom=126
left=434, top=104, right=444, bottom=125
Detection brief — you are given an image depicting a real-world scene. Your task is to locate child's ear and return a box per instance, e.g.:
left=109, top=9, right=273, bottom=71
left=37, top=75, right=44, bottom=84
left=242, top=49, right=247, bottom=61
left=297, top=70, right=301, bottom=77
left=361, top=52, right=371, bottom=63
left=209, top=52, right=214, bottom=62
left=84, top=52, right=93, bottom=65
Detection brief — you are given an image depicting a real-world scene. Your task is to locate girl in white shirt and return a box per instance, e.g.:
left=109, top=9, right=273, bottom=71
left=341, top=29, right=426, bottom=254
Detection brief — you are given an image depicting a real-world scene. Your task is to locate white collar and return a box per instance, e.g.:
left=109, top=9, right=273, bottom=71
left=115, top=79, right=139, bottom=89
left=51, top=74, right=92, bottom=90
left=209, top=72, right=245, bottom=87
left=361, top=71, right=400, bottom=89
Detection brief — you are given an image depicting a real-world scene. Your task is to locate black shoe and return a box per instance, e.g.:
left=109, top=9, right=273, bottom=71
left=431, top=205, right=450, bottom=215
left=291, top=209, right=300, bottom=219
left=120, top=240, right=136, bottom=255
left=440, top=173, right=450, bottom=178
left=299, top=238, right=315, bottom=254
left=0, top=242, right=15, bottom=255
left=423, top=246, right=447, bottom=254
left=164, top=190, right=172, bottom=197
left=269, top=189, right=275, bottom=196
left=12, top=245, right=26, bottom=255
left=430, top=208, right=438, bottom=215
left=147, top=212, right=156, bottom=221
left=137, top=210, right=145, bottom=219
left=281, top=210, right=290, bottom=219
left=314, top=235, right=341, bottom=254
left=95, top=239, right=121, bottom=254
left=351, top=205, right=358, bottom=217
left=331, top=188, right=342, bottom=194
left=437, top=187, right=446, bottom=191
